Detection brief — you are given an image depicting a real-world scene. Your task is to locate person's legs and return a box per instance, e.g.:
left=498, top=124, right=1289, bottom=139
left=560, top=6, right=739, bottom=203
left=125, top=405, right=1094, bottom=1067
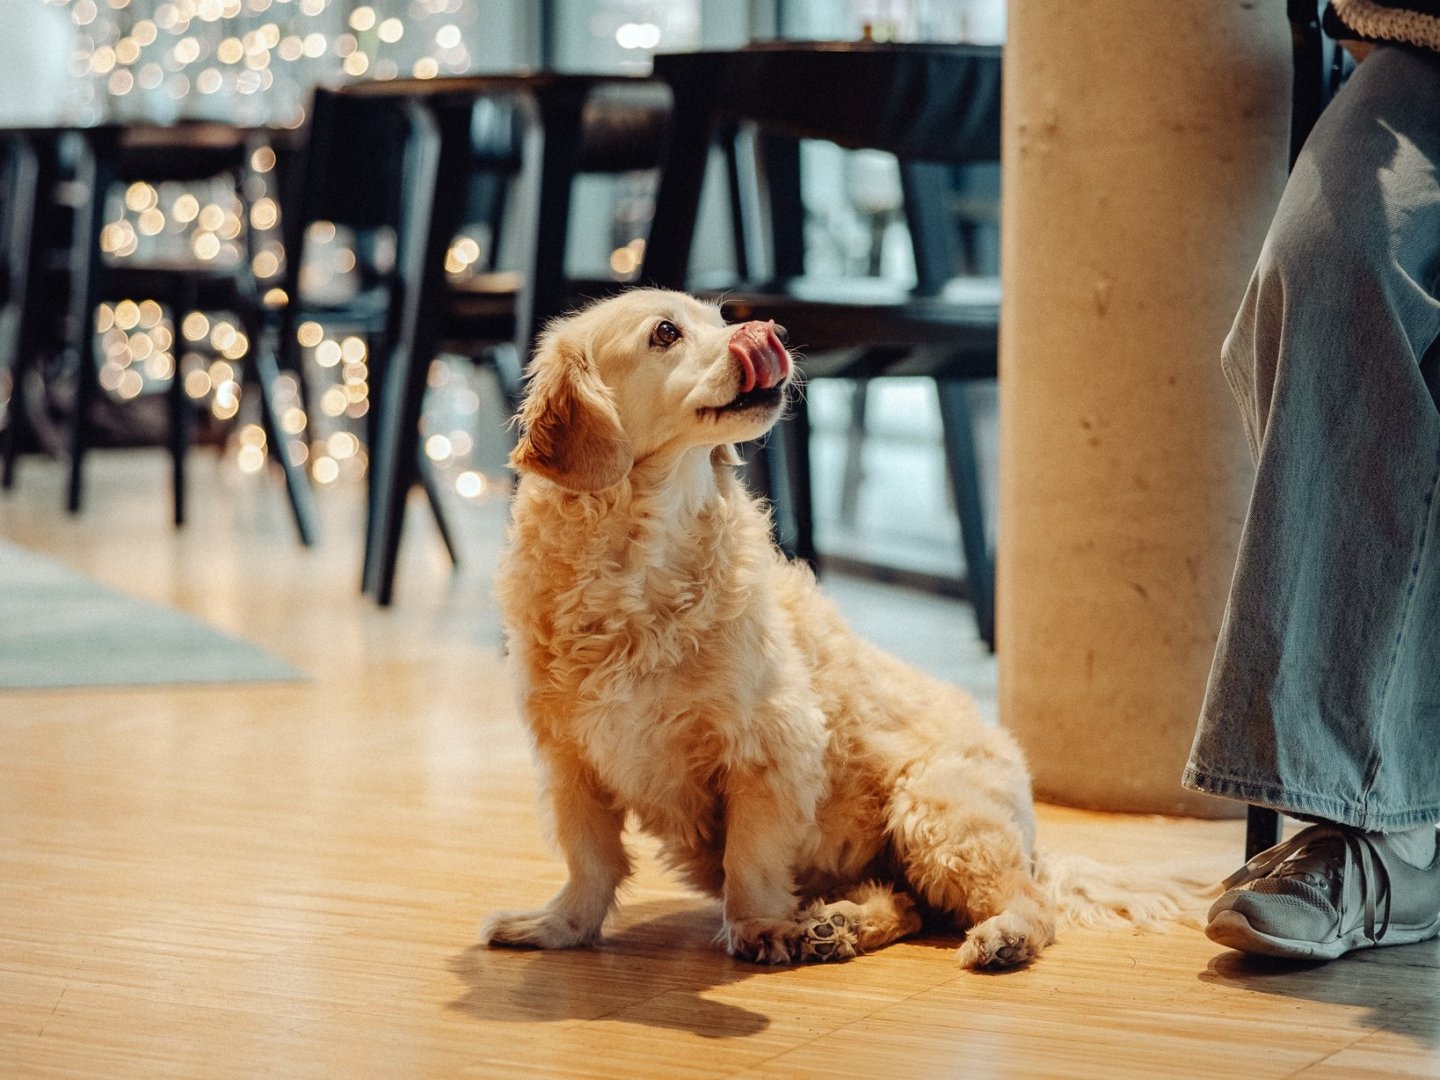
left=1183, top=46, right=1440, bottom=958
left=1185, top=45, right=1440, bottom=830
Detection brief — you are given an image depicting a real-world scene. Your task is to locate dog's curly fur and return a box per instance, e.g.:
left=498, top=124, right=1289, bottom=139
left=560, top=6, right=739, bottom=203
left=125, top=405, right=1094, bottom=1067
left=483, top=289, right=1175, bottom=969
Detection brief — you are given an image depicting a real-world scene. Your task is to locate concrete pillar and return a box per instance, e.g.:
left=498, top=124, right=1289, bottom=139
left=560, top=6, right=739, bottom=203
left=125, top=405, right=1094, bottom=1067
left=999, top=2, right=1292, bottom=816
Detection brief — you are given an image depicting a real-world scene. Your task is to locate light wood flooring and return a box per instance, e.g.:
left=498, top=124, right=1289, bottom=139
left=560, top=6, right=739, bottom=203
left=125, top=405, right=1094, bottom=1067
left=2, top=449, right=1438, bottom=1079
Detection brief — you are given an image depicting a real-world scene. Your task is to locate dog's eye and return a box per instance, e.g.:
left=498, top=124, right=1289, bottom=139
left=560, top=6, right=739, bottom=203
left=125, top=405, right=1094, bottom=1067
left=650, top=320, right=682, bottom=349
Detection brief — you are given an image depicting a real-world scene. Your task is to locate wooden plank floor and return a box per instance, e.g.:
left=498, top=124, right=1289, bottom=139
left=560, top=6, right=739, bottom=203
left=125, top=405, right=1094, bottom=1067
left=3, top=449, right=1438, bottom=1079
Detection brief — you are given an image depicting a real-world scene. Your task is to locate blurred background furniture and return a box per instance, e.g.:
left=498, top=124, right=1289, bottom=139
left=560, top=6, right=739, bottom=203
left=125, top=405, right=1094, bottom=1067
left=1, top=123, right=317, bottom=543
left=644, top=42, right=1003, bottom=647
left=275, top=87, right=461, bottom=573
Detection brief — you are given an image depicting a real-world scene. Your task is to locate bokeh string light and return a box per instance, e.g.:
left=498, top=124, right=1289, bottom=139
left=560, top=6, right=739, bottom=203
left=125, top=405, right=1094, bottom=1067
left=48, top=0, right=478, bottom=127
left=42, top=0, right=515, bottom=503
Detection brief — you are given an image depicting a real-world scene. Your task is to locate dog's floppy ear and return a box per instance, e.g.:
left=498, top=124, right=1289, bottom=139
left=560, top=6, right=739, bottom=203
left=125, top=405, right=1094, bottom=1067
left=510, top=337, right=633, bottom=492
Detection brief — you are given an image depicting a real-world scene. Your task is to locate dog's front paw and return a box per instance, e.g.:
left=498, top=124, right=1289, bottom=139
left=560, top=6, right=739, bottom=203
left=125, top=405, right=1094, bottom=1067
left=797, top=901, right=861, bottom=963
left=721, top=917, right=803, bottom=965
left=480, top=908, right=601, bottom=950
left=956, top=911, right=1045, bottom=970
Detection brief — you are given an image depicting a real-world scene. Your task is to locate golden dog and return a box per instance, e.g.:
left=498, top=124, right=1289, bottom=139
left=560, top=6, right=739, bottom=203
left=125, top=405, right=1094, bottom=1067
left=483, top=289, right=1183, bottom=968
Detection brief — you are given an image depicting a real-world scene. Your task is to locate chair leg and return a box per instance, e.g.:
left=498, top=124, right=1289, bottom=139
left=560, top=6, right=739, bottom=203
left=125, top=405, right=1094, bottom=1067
left=837, top=381, right=869, bottom=531
left=66, top=335, right=97, bottom=515
left=168, top=341, right=189, bottom=527
left=936, top=379, right=995, bottom=650
left=364, top=346, right=428, bottom=606
left=1245, top=805, right=1284, bottom=861
left=417, top=452, right=460, bottom=568
left=248, top=332, right=319, bottom=546
left=756, top=407, right=818, bottom=568
left=1, top=357, right=29, bottom=490
left=65, top=135, right=109, bottom=516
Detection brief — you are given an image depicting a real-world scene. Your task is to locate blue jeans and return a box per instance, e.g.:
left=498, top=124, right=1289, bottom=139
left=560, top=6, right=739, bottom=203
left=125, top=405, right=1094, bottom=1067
left=1183, top=46, right=1440, bottom=831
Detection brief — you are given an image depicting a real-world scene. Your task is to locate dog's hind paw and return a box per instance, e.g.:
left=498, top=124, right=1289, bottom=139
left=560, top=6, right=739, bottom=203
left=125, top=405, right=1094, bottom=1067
left=797, top=902, right=861, bottom=963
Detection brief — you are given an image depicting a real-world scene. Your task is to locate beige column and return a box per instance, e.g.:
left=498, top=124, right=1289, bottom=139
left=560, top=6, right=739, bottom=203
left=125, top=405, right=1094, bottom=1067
left=999, top=2, right=1292, bottom=816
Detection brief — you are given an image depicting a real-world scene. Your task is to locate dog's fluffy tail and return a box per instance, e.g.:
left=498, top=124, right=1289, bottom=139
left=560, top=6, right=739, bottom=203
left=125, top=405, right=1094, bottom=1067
left=1034, top=851, right=1217, bottom=930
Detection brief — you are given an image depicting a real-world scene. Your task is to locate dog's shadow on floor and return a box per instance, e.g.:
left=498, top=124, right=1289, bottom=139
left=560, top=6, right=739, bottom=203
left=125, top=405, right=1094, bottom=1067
left=1200, top=939, right=1440, bottom=1049
left=448, top=898, right=779, bottom=1038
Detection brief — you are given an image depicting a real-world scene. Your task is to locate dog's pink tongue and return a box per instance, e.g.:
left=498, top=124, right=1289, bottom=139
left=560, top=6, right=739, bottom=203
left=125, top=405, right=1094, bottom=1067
left=729, top=321, right=791, bottom=393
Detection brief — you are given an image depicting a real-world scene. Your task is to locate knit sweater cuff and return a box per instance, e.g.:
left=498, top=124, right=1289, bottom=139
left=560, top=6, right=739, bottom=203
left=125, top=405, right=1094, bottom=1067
left=1328, top=0, right=1440, bottom=51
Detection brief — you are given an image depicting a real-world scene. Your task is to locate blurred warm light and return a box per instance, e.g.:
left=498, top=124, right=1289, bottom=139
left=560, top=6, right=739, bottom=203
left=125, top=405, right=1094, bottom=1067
left=116, top=369, right=145, bottom=399
left=145, top=352, right=175, bottom=380
left=455, top=470, right=486, bottom=499
left=221, top=333, right=249, bottom=360
left=297, top=321, right=324, bottom=348
left=315, top=340, right=341, bottom=367
left=91, top=45, right=117, bottom=74
left=137, top=208, right=166, bottom=235
left=249, top=197, right=279, bottom=231
left=327, top=431, right=358, bottom=459
left=173, top=193, right=200, bottom=223
left=319, top=386, right=349, bottom=417
left=252, top=249, right=281, bottom=278
left=237, top=443, right=266, bottom=473
left=182, top=311, right=210, bottom=341
left=312, top=456, right=340, bottom=484
left=280, top=407, right=308, bottom=435
left=616, top=22, right=661, bottom=50
left=128, top=182, right=159, bottom=211
left=184, top=368, right=213, bottom=398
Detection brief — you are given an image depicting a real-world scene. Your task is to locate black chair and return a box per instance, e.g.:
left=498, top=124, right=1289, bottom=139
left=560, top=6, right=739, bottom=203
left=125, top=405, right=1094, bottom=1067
left=48, top=123, right=318, bottom=542
left=275, top=87, right=475, bottom=573
left=345, top=73, right=672, bottom=605
left=0, top=134, right=39, bottom=451
left=643, top=42, right=1002, bottom=648
left=2, top=129, right=99, bottom=491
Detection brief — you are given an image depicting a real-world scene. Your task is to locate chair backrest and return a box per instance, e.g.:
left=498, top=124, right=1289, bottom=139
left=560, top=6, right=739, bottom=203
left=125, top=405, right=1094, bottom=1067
left=645, top=43, right=1002, bottom=291
left=113, top=122, right=249, bottom=184
left=286, top=89, right=428, bottom=236
left=669, top=43, right=1002, bottom=164
left=274, top=87, right=441, bottom=371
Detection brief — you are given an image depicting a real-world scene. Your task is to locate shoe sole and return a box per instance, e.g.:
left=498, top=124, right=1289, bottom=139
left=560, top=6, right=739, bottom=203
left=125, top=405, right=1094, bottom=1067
left=1206, top=909, right=1440, bottom=960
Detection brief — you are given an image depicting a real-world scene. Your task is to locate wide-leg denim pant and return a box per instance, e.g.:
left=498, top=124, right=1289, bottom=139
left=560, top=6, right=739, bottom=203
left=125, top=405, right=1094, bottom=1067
left=1183, top=45, right=1440, bottom=831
